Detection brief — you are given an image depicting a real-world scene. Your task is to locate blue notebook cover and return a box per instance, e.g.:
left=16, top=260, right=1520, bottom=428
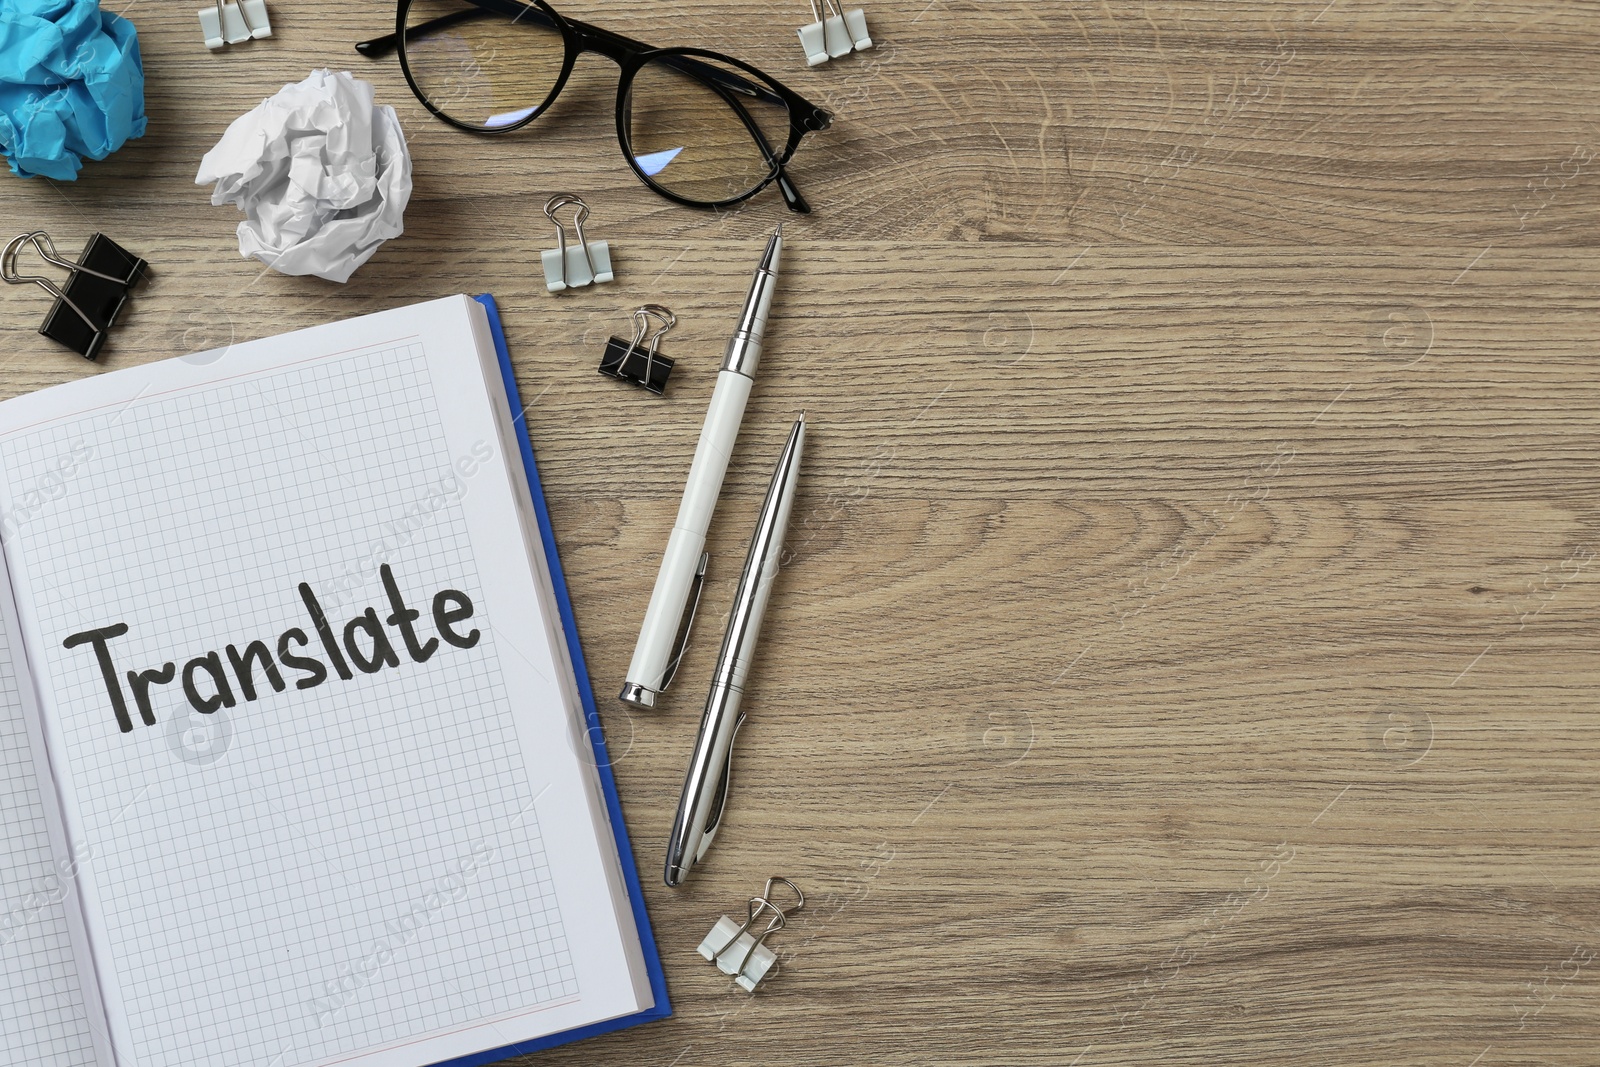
left=426, top=295, right=671, bottom=1067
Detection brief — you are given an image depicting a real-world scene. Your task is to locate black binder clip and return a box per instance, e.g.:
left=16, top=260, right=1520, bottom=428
left=2, top=230, right=149, bottom=361
left=599, top=304, right=676, bottom=396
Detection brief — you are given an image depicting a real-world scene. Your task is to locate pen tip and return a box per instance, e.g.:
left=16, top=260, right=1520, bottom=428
left=757, top=226, right=783, bottom=273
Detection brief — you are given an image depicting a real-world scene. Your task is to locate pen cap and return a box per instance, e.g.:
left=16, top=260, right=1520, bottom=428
left=621, top=370, right=755, bottom=707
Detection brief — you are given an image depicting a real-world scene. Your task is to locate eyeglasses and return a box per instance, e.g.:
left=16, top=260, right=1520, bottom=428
left=356, top=0, right=834, bottom=212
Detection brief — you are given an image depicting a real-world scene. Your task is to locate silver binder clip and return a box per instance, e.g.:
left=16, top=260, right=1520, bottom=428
left=540, top=194, right=613, bottom=292
left=697, top=878, right=803, bottom=993
left=199, top=0, right=272, bottom=49
left=798, top=0, right=871, bottom=65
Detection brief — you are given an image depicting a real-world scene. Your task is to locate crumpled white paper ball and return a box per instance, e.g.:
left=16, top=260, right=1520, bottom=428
left=196, top=69, right=412, bottom=284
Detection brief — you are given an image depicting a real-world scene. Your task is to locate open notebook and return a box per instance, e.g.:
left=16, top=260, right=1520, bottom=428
left=0, top=295, right=667, bottom=1067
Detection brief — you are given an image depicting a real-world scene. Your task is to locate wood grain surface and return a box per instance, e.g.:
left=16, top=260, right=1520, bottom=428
left=3, top=2, right=1598, bottom=1065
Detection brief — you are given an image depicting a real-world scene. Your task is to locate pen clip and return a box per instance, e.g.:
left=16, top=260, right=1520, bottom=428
left=697, top=707, right=747, bottom=858
left=659, top=551, right=708, bottom=692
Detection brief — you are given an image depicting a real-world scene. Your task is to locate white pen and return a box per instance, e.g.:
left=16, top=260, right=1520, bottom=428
left=619, top=225, right=783, bottom=710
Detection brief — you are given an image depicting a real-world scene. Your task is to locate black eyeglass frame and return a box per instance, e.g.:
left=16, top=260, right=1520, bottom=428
left=356, top=0, right=834, bottom=213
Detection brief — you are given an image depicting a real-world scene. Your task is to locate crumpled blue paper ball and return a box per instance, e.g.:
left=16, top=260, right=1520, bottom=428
left=0, top=0, right=147, bottom=180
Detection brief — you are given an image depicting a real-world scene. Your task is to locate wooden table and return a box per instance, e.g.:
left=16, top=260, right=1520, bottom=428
left=3, top=2, right=1596, bottom=1064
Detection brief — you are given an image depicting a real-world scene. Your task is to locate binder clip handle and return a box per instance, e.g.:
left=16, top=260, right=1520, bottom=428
left=627, top=302, right=675, bottom=379
left=545, top=192, right=592, bottom=260
left=3, top=232, right=81, bottom=309
left=760, top=876, right=805, bottom=917
left=4, top=230, right=135, bottom=292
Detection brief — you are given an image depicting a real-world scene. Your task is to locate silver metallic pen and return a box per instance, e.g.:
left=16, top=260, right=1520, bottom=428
left=664, top=414, right=806, bottom=887
left=619, top=226, right=784, bottom=710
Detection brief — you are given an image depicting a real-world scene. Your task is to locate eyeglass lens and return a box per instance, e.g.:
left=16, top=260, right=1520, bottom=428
left=624, top=54, right=792, bottom=204
left=403, top=0, right=566, bottom=131
left=401, top=0, right=796, bottom=204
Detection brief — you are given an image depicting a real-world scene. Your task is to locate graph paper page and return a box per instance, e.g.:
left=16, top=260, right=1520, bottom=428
left=0, top=542, right=112, bottom=1067
left=0, top=297, right=647, bottom=1067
